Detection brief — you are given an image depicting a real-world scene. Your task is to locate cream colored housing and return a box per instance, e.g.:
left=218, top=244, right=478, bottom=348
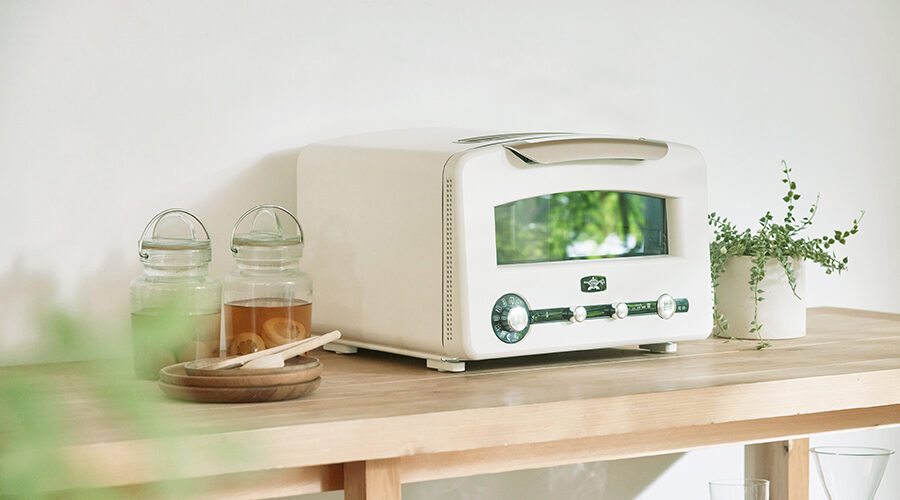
left=297, top=130, right=713, bottom=370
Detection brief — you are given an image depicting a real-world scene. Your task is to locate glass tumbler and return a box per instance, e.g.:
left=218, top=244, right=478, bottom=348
left=811, top=446, right=893, bottom=500
left=709, top=479, right=769, bottom=500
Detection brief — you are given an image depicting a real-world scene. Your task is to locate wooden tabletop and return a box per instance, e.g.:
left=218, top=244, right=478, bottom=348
left=4, top=307, right=900, bottom=496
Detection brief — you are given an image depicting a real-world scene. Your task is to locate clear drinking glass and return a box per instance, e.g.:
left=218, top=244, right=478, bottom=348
left=811, top=446, right=894, bottom=500
left=709, top=479, right=769, bottom=500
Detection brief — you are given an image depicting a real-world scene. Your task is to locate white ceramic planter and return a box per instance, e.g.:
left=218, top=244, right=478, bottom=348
left=715, top=256, right=806, bottom=340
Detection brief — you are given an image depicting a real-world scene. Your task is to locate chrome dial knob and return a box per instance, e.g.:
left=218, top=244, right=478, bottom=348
left=613, top=302, right=629, bottom=319
left=491, top=293, right=531, bottom=344
left=657, top=293, right=676, bottom=319
left=501, top=306, right=530, bottom=333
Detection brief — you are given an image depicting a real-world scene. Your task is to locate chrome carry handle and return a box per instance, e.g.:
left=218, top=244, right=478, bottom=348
left=230, top=204, right=305, bottom=254
left=503, top=136, right=668, bottom=164
left=138, top=208, right=210, bottom=260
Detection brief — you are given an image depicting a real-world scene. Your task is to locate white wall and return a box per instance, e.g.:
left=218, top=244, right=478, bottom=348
left=1, top=0, right=898, bottom=498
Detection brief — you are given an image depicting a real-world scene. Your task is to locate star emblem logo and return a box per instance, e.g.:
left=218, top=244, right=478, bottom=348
left=580, top=275, right=607, bottom=293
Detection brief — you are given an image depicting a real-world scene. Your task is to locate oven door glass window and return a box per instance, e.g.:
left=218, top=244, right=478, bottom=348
left=494, top=191, right=667, bottom=265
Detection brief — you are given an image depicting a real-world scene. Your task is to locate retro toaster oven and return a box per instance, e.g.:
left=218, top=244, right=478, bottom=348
left=297, top=130, right=712, bottom=371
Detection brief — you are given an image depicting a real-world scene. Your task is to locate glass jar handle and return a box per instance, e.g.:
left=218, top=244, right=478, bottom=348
left=230, top=205, right=305, bottom=254
left=138, top=208, right=211, bottom=260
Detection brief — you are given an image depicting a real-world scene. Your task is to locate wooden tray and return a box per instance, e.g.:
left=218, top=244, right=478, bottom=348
left=183, top=355, right=319, bottom=377
left=158, top=377, right=321, bottom=403
left=160, top=357, right=322, bottom=388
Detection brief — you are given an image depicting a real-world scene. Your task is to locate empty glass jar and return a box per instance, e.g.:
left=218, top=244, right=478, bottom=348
left=130, top=209, right=222, bottom=379
left=223, top=205, right=312, bottom=356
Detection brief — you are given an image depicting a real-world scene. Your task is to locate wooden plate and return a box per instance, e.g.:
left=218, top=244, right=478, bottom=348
left=158, top=377, right=321, bottom=403
left=183, top=355, right=319, bottom=377
left=160, top=359, right=322, bottom=388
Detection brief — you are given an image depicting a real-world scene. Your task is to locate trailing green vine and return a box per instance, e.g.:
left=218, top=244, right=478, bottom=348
left=709, top=161, right=863, bottom=348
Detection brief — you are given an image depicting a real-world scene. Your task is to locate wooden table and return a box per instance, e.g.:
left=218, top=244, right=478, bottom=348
left=11, top=308, right=900, bottom=499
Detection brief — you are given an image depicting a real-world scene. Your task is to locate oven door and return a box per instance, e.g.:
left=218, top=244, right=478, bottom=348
left=444, top=136, right=712, bottom=360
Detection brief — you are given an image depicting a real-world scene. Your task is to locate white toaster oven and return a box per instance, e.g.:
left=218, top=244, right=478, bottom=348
left=297, top=130, right=712, bottom=371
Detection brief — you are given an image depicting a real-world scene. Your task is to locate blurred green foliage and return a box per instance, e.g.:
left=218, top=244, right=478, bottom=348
left=495, top=190, right=667, bottom=265
left=0, top=304, right=246, bottom=497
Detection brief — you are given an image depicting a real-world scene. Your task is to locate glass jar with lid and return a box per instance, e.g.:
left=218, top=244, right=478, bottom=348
left=223, top=205, right=312, bottom=356
left=131, top=209, right=222, bottom=379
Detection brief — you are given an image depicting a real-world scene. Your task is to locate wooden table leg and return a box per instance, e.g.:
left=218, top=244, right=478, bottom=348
left=344, top=458, right=401, bottom=500
left=745, top=438, right=809, bottom=500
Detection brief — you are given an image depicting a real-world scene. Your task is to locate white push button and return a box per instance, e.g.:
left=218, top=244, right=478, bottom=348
left=570, top=305, right=587, bottom=323
left=657, top=293, right=676, bottom=319
left=613, top=302, right=629, bottom=319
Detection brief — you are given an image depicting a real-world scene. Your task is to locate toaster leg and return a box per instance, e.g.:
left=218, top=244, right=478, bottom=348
left=324, top=342, right=358, bottom=354
left=639, top=342, right=677, bottom=354
left=426, top=358, right=466, bottom=373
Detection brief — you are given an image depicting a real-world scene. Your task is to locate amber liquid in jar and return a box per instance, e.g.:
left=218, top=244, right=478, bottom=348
left=224, top=298, right=312, bottom=356
left=131, top=310, right=221, bottom=380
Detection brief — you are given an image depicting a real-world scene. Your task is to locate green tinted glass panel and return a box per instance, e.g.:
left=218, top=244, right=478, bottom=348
left=494, top=191, right=667, bottom=265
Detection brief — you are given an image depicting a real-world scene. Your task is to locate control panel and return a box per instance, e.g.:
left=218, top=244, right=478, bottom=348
left=490, top=293, right=689, bottom=344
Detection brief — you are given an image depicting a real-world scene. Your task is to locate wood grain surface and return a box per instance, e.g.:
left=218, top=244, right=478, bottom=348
left=746, top=438, right=810, bottom=500
left=4, top=307, right=899, bottom=493
left=344, top=459, right=401, bottom=500
left=157, top=377, right=322, bottom=403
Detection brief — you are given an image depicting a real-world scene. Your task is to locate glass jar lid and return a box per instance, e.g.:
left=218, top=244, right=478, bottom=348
left=138, top=209, right=212, bottom=266
left=230, top=205, right=304, bottom=261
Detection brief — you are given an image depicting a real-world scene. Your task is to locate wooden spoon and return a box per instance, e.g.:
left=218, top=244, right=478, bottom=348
left=242, top=331, right=341, bottom=369
left=189, top=331, right=338, bottom=371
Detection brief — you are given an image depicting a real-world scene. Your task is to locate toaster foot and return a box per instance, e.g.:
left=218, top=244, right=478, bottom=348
left=324, top=342, right=358, bottom=354
left=426, top=358, right=466, bottom=373
left=639, top=342, right=677, bottom=354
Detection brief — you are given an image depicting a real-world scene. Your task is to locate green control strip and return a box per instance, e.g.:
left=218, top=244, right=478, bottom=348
left=529, top=298, right=689, bottom=325
left=491, top=293, right=690, bottom=345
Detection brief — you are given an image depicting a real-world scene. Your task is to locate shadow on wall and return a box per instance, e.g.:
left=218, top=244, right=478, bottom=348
left=402, top=454, right=684, bottom=500
left=0, top=149, right=302, bottom=364
left=192, top=148, right=301, bottom=281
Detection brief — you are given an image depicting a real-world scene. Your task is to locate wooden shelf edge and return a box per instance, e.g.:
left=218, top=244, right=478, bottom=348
left=57, top=404, right=900, bottom=498
left=53, top=368, right=900, bottom=490
left=398, top=404, right=900, bottom=484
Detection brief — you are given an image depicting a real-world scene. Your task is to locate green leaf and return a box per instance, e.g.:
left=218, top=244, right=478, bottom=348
left=707, top=160, right=861, bottom=342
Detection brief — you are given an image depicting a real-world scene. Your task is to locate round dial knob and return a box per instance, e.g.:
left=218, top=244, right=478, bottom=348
left=491, top=293, right=531, bottom=344
left=501, top=305, right=530, bottom=332
left=657, top=293, right=677, bottom=319
left=612, top=302, right=629, bottom=319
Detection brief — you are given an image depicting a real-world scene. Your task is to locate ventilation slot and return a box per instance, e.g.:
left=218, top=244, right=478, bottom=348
left=443, top=177, right=454, bottom=345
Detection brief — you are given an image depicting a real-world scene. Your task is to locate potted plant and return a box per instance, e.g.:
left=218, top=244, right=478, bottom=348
left=708, top=161, right=863, bottom=348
